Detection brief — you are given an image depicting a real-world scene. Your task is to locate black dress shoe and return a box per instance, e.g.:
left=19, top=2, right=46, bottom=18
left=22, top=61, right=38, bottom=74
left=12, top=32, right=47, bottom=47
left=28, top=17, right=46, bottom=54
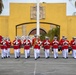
left=47, top=56, right=50, bottom=58
left=66, top=57, right=68, bottom=59
left=1, top=57, right=4, bottom=59
left=28, top=56, right=30, bottom=58
left=8, top=56, right=10, bottom=58
left=4, top=57, right=6, bottom=59
left=5, top=56, right=7, bottom=58
left=57, top=57, right=58, bottom=58
left=17, top=56, right=19, bottom=58
left=38, top=56, right=40, bottom=58
left=18, top=56, right=20, bottom=58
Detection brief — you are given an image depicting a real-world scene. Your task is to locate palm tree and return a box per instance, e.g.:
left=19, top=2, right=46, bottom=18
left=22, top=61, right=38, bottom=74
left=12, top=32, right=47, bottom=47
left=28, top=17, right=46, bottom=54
left=0, top=0, right=4, bottom=14
left=40, top=26, right=60, bottom=41
left=47, top=26, right=60, bottom=41
left=40, top=33, right=47, bottom=41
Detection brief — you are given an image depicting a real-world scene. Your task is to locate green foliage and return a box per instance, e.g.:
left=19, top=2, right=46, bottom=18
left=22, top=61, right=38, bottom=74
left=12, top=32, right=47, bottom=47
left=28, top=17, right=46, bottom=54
left=0, top=0, right=4, bottom=14
left=40, top=26, right=60, bottom=41
left=40, top=33, right=47, bottom=41
left=47, top=26, right=60, bottom=41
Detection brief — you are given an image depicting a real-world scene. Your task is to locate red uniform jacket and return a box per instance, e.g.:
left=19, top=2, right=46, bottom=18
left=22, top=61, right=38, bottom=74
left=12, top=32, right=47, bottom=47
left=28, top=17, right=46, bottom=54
left=7, top=40, right=11, bottom=48
left=18, top=39, right=21, bottom=48
left=70, top=40, right=76, bottom=50
left=59, top=39, right=65, bottom=50
left=51, top=40, right=59, bottom=49
left=42, top=40, right=51, bottom=49
left=32, top=37, right=36, bottom=46
left=23, top=39, right=31, bottom=50
left=13, top=40, right=20, bottom=49
left=0, top=40, right=8, bottom=50
left=62, top=40, right=69, bottom=49
left=32, top=38, right=41, bottom=49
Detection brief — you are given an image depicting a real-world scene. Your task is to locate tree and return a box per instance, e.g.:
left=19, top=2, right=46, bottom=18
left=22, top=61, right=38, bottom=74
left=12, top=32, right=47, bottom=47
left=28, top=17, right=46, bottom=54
left=47, top=26, right=60, bottom=41
left=40, top=33, right=47, bottom=41
left=40, top=26, right=60, bottom=41
left=0, top=0, right=4, bottom=14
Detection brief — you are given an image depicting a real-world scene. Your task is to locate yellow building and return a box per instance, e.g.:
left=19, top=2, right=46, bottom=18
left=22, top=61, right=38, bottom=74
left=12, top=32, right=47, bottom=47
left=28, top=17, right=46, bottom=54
left=0, top=3, right=76, bottom=53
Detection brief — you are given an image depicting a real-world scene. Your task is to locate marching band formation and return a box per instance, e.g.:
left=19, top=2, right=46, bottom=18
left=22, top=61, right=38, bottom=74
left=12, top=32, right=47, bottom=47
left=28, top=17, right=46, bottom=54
left=0, top=35, right=76, bottom=60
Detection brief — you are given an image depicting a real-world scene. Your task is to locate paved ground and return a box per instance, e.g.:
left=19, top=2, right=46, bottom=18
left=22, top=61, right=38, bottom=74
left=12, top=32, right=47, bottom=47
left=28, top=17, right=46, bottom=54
left=0, top=53, right=76, bottom=75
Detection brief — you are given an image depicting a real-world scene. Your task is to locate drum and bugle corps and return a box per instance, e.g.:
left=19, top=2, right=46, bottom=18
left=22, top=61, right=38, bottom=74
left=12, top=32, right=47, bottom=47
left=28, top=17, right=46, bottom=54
left=0, top=35, right=76, bottom=60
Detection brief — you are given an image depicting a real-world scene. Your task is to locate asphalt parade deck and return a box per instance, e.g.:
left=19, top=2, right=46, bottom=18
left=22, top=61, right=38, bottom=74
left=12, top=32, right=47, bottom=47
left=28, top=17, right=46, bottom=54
left=0, top=53, right=76, bottom=75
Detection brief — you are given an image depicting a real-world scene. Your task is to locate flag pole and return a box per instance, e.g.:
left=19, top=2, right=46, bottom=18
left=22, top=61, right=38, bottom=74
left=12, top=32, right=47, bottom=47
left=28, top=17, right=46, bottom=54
left=36, top=0, right=40, bottom=36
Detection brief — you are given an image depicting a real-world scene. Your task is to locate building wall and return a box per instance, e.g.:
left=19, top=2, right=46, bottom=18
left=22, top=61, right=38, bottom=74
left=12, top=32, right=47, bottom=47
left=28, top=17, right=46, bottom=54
left=8, top=3, right=67, bottom=40
left=67, top=16, right=76, bottom=40
left=0, top=16, right=8, bottom=37
left=0, top=3, right=76, bottom=53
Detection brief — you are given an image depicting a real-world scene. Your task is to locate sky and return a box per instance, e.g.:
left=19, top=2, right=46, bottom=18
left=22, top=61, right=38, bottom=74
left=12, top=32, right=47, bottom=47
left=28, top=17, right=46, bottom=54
left=1, top=0, right=76, bottom=16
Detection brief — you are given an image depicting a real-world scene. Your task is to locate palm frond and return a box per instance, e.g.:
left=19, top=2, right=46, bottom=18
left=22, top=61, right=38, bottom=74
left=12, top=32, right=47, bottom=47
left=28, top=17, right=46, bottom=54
left=0, top=0, right=4, bottom=14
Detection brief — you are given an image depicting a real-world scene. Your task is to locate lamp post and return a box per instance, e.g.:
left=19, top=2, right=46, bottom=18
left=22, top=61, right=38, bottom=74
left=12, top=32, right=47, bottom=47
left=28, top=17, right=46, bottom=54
left=36, top=0, right=40, bottom=36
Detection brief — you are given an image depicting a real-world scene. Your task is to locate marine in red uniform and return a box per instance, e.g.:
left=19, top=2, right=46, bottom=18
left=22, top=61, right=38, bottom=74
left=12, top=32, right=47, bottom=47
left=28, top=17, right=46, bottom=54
left=23, top=36, right=31, bottom=58
left=59, top=36, right=65, bottom=51
left=18, top=37, right=21, bottom=57
left=62, top=37, right=69, bottom=58
left=13, top=36, right=20, bottom=59
left=32, top=35, right=42, bottom=60
left=0, top=37, right=8, bottom=59
left=70, top=37, right=76, bottom=58
left=51, top=37, right=59, bottom=59
left=59, top=36, right=65, bottom=57
left=6, top=37, right=11, bottom=58
left=42, top=36, right=51, bottom=59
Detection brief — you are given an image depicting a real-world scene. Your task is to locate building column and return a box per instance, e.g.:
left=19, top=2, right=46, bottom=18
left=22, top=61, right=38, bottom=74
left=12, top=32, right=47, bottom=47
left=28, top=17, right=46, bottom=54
left=22, top=25, right=26, bottom=36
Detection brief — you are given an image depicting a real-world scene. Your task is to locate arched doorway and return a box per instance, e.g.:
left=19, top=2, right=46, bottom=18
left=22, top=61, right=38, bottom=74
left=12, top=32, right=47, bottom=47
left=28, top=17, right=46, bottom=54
left=29, top=28, right=47, bottom=35
left=16, top=22, right=60, bottom=37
